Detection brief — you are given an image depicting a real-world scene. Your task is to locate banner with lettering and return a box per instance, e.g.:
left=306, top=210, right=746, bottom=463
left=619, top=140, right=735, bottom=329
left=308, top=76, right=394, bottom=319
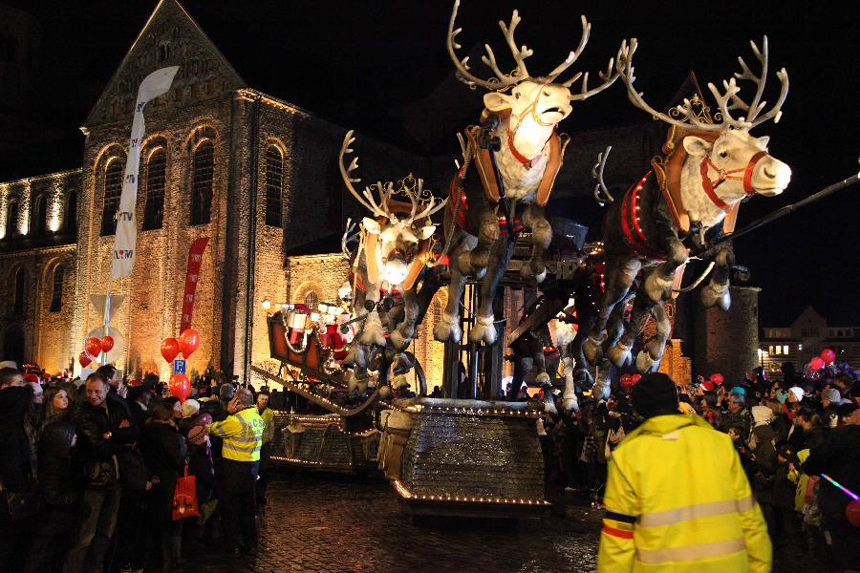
left=180, top=237, right=210, bottom=333
left=111, top=66, right=179, bottom=279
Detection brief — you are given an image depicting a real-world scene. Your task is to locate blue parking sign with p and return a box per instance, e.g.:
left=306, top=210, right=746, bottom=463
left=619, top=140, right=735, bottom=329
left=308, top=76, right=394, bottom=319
left=173, top=359, right=186, bottom=375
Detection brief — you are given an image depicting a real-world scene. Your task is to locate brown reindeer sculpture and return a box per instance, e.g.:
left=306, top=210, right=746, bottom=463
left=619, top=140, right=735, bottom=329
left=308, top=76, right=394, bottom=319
left=434, top=0, right=626, bottom=346
left=339, top=131, right=447, bottom=395
left=583, top=38, right=792, bottom=373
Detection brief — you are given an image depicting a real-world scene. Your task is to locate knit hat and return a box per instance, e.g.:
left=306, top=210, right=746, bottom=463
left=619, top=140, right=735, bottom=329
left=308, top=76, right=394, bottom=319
left=187, top=424, right=209, bottom=446
left=193, top=412, right=212, bottom=427
left=752, top=405, right=774, bottom=425
left=631, top=373, right=679, bottom=419
left=730, top=386, right=747, bottom=397
left=775, top=389, right=789, bottom=404
left=822, top=388, right=841, bottom=404
left=181, top=399, right=200, bottom=419
left=0, top=360, right=17, bottom=370
left=787, top=386, right=804, bottom=403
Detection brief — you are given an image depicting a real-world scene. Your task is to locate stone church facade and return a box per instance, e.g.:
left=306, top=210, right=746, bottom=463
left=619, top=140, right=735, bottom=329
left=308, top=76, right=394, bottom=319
left=0, top=0, right=440, bottom=384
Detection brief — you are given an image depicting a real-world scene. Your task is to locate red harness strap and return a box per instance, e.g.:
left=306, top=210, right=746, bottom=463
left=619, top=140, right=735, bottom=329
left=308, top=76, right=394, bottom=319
left=699, top=150, right=768, bottom=210
left=620, top=171, right=667, bottom=262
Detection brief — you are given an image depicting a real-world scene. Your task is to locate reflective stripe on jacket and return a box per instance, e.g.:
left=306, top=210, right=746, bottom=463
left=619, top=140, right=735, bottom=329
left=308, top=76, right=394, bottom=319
left=209, top=407, right=264, bottom=462
left=597, top=413, right=772, bottom=573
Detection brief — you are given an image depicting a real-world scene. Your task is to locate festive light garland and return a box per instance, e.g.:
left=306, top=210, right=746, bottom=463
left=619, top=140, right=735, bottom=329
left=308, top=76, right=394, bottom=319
left=392, top=480, right=550, bottom=506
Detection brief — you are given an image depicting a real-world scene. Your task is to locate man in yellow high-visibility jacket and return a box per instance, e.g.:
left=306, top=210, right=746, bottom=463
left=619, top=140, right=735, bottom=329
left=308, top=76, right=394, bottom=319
left=598, top=373, right=772, bottom=573
left=207, top=387, right=265, bottom=555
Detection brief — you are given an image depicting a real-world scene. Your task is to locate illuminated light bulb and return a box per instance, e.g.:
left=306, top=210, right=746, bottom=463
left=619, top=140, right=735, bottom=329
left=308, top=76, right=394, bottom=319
left=261, top=299, right=272, bottom=311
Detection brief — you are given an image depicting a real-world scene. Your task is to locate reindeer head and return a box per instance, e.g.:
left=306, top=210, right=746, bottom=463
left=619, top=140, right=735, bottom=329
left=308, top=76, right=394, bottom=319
left=339, top=131, right=446, bottom=288
left=447, top=0, right=623, bottom=134
left=619, top=38, right=792, bottom=206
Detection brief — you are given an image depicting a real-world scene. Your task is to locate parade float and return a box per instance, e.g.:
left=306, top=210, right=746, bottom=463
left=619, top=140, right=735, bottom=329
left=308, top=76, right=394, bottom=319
left=252, top=0, right=859, bottom=516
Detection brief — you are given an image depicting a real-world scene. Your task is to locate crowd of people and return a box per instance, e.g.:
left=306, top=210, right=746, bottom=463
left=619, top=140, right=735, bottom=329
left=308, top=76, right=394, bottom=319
left=534, top=363, right=859, bottom=572
left=0, top=363, right=275, bottom=573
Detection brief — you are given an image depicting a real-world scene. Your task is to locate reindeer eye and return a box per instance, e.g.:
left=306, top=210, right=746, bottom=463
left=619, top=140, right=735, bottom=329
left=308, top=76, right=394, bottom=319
left=514, top=92, right=521, bottom=99
left=719, top=151, right=729, bottom=159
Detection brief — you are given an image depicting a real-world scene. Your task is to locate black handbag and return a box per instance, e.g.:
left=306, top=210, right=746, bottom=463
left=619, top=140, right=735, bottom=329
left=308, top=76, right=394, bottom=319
left=2, top=490, right=42, bottom=520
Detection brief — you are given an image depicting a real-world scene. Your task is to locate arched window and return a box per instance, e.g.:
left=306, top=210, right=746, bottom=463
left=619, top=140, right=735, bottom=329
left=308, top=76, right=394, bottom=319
left=5, top=200, right=17, bottom=238
left=265, top=145, right=283, bottom=227
left=65, top=190, right=77, bottom=234
left=304, top=291, right=319, bottom=312
left=34, top=195, right=47, bottom=236
left=50, top=265, right=64, bottom=312
left=101, top=159, right=123, bottom=235
left=13, top=268, right=25, bottom=314
left=143, top=148, right=167, bottom=230
left=190, top=141, right=214, bottom=225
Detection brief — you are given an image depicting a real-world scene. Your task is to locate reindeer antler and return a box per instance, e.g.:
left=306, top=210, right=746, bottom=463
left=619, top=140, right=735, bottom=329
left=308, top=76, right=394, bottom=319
left=619, top=37, right=788, bottom=131
left=397, top=175, right=448, bottom=227
left=338, top=130, right=392, bottom=220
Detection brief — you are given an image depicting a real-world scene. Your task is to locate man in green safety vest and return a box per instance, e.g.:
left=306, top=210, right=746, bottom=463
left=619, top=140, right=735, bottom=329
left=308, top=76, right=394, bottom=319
left=207, top=387, right=264, bottom=555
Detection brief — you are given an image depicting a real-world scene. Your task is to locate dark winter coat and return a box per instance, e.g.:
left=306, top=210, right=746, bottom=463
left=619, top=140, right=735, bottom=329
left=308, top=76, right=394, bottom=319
left=188, top=441, right=215, bottom=503
left=36, top=420, right=79, bottom=534
left=722, top=407, right=751, bottom=436
left=72, top=398, right=139, bottom=490
left=802, top=425, right=860, bottom=520
left=0, top=387, right=34, bottom=493
left=141, top=421, right=187, bottom=523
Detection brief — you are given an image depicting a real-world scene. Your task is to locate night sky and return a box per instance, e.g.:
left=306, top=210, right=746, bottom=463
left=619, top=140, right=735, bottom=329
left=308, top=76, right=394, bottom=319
left=4, top=0, right=858, bottom=327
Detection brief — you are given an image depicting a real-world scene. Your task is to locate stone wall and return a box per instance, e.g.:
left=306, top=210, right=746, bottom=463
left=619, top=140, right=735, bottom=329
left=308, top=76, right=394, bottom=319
left=693, top=286, right=760, bottom=385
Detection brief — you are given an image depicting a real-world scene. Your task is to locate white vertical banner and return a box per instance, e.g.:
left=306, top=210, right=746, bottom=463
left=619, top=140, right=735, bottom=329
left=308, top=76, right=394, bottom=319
left=111, top=66, right=179, bottom=279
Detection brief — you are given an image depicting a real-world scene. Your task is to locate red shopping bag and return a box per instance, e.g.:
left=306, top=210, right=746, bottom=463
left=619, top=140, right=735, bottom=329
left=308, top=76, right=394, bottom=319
left=172, top=464, right=200, bottom=520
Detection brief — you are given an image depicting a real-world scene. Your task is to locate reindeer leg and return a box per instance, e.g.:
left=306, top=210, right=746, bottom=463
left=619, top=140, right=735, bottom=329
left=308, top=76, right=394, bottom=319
left=348, top=344, right=370, bottom=397
left=520, top=204, right=551, bottom=283
left=592, top=358, right=612, bottom=400
left=583, top=256, right=641, bottom=364
left=458, top=206, right=497, bottom=280
left=645, top=236, right=687, bottom=304
left=701, top=244, right=733, bottom=311
left=390, top=288, right=418, bottom=350
left=358, top=285, right=386, bottom=347
left=606, top=288, right=649, bottom=368
left=469, top=237, right=514, bottom=345
left=636, top=293, right=671, bottom=374
left=561, top=355, right=579, bottom=412
left=534, top=336, right=550, bottom=385
left=434, top=236, right=472, bottom=343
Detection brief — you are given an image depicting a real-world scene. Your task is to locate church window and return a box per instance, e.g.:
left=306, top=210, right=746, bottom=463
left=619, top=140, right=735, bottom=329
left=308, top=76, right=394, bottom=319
left=13, top=268, right=25, bottom=314
left=5, top=200, right=18, bottom=238
left=65, top=190, right=77, bottom=234
left=34, top=195, right=47, bottom=236
left=50, top=265, right=64, bottom=312
left=101, top=159, right=123, bottom=235
left=265, top=145, right=283, bottom=227
left=143, top=148, right=167, bottom=230
left=157, top=42, right=171, bottom=63
left=191, top=140, right=214, bottom=225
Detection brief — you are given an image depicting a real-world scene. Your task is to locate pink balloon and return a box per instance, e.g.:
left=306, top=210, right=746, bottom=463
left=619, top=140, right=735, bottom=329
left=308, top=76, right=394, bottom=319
left=810, top=356, right=825, bottom=371
left=169, top=373, right=190, bottom=402
left=820, top=348, right=836, bottom=365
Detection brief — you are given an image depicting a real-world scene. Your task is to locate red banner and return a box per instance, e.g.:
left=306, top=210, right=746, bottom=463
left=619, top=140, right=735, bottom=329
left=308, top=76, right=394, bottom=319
left=180, top=237, right=209, bottom=333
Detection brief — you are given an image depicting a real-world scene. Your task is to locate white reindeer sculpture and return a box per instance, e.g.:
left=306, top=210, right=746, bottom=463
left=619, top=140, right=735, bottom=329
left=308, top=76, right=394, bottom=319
left=434, top=0, right=628, bottom=346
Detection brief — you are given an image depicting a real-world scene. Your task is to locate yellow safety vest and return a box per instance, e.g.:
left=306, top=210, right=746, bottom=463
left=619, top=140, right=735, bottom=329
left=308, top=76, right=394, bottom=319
left=598, top=413, right=772, bottom=573
left=259, top=407, right=274, bottom=444
left=209, top=407, right=265, bottom=462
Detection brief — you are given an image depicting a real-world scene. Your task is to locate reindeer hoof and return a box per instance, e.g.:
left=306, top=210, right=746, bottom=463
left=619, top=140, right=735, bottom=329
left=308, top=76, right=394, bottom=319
left=468, top=314, right=497, bottom=345
left=519, top=261, right=546, bottom=284
left=349, top=370, right=368, bottom=395
left=644, top=273, right=672, bottom=304
left=592, top=365, right=611, bottom=400
left=701, top=283, right=731, bottom=311
left=636, top=350, right=661, bottom=374
left=535, top=372, right=551, bottom=385
left=582, top=335, right=605, bottom=365
left=562, top=394, right=580, bottom=413
left=378, top=385, right=392, bottom=400
left=433, top=313, right=461, bottom=343
left=606, top=341, right=633, bottom=368
left=359, top=325, right=386, bottom=347
left=389, top=328, right=410, bottom=351
left=574, top=368, right=594, bottom=389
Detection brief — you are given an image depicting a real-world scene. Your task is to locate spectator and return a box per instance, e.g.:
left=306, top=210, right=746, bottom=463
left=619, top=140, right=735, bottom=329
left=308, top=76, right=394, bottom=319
left=43, top=385, right=71, bottom=425
left=128, top=385, right=153, bottom=427
left=0, top=385, right=36, bottom=571
left=598, top=373, right=771, bottom=572
left=797, top=410, right=828, bottom=450
left=25, top=420, right=79, bottom=573
left=141, top=400, right=188, bottom=570
left=65, top=374, right=138, bottom=573
left=256, top=389, right=274, bottom=505
left=723, top=390, right=752, bottom=436
left=0, top=366, right=24, bottom=390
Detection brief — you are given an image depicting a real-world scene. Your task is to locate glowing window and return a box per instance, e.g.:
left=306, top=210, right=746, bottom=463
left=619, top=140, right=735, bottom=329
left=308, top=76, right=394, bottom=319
left=143, top=148, right=167, bottom=230
left=191, top=141, right=214, bottom=225
left=265, top=145, right=283, bottom=227
left=5, top=200, right=18, bottom=238
left=13, top=268, right=25, bottom=314
left=101, top=159, right=123, bottom=235
left=50, top=265, right=64, bottom=312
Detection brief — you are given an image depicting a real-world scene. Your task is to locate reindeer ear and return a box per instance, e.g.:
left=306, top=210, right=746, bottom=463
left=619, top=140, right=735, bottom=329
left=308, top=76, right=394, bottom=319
left=362, top=217, right=381, bottom=234
left=757, top=136, right=770, bottom=149
left=483, top=92, right=514, bottom=112
left=682, top=136, right=712, bottom=157
left=416, top=225, right=436, bottom=241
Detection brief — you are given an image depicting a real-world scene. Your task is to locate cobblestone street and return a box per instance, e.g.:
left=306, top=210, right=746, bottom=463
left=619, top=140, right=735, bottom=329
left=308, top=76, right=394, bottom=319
left=185, top=471, right=819, bottom=573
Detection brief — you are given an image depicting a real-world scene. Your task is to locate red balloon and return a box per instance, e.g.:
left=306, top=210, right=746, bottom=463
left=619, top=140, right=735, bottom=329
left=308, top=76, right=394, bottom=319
left=847, top=501, right=860, bottom=528
left=710, top=373, right=724, bottom=386
left=169, top=373, right=190, bottom=402
left=85, top=337, right=102, bottom=358
left=620, top=374, right=634, bottom=390
left=161, top=338, right=180, bottom=363
left=79, top=352, right=92, bottom=367
left=100, top=335, right=115, bottom=353
left=179, top=329, right=200, bottom=358
left=702, top=380, right=715, bottom=392
left=631, top=374, right=642, bottom=386
left=821, top=348, right=836, bottom=365
left=810, top=357, right=825, bottom=371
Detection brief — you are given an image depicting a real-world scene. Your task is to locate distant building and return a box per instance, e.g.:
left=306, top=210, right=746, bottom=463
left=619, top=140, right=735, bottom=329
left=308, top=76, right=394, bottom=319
left=759, top=306, right=860, bottom=374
